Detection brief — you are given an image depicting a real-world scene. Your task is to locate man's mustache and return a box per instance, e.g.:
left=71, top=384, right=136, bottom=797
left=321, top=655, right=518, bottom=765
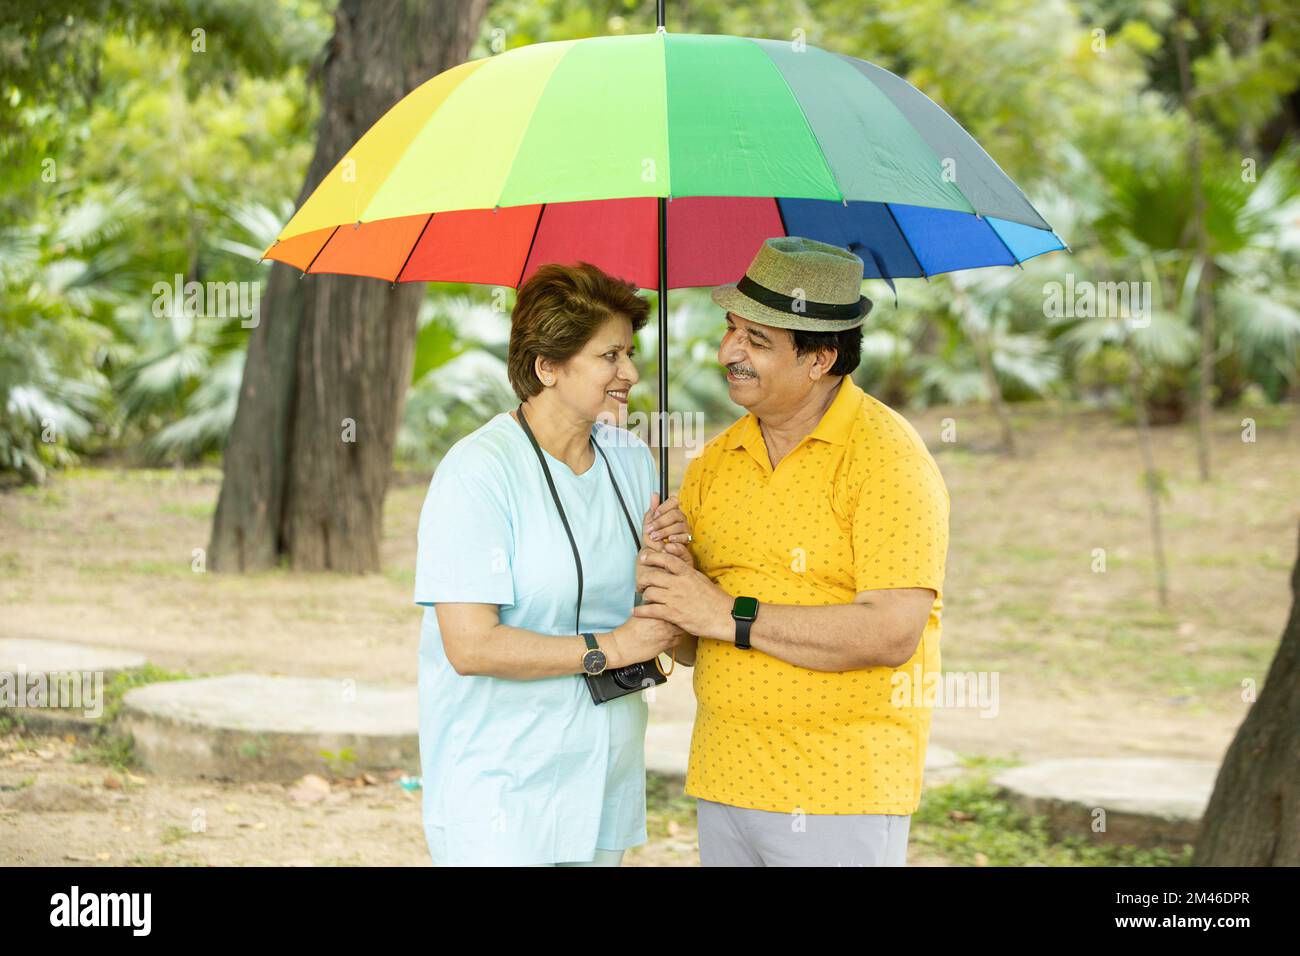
left=726, top=363, right=757, bottom=378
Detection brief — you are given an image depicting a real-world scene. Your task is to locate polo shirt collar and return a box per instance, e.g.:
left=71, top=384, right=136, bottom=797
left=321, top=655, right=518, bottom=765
left=724, top=376, right=862, bottom=453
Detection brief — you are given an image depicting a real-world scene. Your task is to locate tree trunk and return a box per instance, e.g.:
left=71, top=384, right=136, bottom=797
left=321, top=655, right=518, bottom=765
left=209, top=0, right=487, bottom=573
left=1193, top=523, right=1300, bottom=864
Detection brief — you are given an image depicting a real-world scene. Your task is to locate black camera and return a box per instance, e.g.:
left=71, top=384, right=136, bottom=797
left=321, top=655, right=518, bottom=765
left=585, top=655, right=667, bottom=705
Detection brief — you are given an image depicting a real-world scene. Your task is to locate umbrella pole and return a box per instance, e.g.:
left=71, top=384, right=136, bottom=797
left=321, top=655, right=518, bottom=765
left=655, top=0, right=668, bottom=501
left=656, top=195, right=668, bottom=501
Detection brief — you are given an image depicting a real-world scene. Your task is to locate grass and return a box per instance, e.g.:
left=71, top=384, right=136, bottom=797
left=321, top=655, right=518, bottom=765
left=63, top=663, right=195, bottom=771
left=646, top=761, right=1194, bottom=867
left=645, top=772, right=697, bottom=840
left=912, top=766, right=1194, bottom=867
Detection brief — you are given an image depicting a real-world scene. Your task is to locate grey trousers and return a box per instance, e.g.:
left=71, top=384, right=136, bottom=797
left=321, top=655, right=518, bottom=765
left=697, top=798, right=911, bottom=867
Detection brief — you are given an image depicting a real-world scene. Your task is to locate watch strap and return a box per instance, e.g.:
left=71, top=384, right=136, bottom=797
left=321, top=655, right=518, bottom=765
left=735, top=616, right=753, bottom=650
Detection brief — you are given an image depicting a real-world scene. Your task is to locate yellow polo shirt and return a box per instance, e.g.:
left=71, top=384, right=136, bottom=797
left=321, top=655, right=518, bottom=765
left=679, top=376, right=949, bottom=815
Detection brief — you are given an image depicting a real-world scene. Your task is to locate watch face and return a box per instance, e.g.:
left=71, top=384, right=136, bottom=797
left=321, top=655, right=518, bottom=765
left=733, top=596, right=758, bottom=621
left=583, top=650, right=607, bottom=676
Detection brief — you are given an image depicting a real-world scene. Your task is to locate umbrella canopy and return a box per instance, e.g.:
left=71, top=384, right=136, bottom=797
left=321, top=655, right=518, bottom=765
left=263, top=32, right=1065, bottom=290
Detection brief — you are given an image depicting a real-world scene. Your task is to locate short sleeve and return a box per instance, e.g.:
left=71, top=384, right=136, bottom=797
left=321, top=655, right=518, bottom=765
left=852, top=453, right=949, bottom=594
left=413, top=454, right=515, bottom=608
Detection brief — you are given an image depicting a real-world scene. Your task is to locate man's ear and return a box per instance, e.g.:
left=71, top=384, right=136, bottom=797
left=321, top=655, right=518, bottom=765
left=809, top=346, right=838, bottom=381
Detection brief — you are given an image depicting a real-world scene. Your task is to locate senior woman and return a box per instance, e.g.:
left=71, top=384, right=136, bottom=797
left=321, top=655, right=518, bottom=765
left=413, top=262, right=693, bottom=867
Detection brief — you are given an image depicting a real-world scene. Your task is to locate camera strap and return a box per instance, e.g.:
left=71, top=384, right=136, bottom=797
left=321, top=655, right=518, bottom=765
left=516, top=404, right=640, bottom=637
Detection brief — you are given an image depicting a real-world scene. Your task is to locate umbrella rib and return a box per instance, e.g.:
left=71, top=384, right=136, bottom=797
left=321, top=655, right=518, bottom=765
left=394, top=213, right=435, bottom=284
left=517, top=204, right=546, bottom=288
left=301, top=225, right=340, bottom=277
left=883, top=203, right=928, bottom=281
left=981, top=215, right=1025, bottom=270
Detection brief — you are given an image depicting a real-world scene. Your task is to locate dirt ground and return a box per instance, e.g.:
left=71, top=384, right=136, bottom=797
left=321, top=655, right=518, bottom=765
left=1, top=402, right=1296, bottom=866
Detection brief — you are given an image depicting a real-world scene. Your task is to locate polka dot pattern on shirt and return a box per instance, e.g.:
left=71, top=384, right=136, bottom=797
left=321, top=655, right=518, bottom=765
left=679, top=379, right=950, bottom=815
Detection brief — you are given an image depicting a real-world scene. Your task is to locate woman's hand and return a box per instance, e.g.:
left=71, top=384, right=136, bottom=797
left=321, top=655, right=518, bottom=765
left=640, top=493, right=692, bottom=551
left=605, top=615, right=682, bottom=669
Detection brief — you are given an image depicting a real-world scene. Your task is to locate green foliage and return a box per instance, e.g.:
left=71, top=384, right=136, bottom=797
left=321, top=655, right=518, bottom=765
left=913, top=772, right=1194, bottom=867
left=3, top=0, right=1298, bottom=482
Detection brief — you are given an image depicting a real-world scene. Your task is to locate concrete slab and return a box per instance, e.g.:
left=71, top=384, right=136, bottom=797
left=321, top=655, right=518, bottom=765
left=0, top=637, right=146, bottom=682
left=994, top=757, right=1218, bottom=848
left=0, top=638, right=143, bottom=726
left=119, top=674, right=418, bottom=782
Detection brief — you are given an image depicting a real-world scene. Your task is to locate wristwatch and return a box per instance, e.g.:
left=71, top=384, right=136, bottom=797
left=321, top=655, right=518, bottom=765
left=731, top=597, right=759, bottom=650
left=581, top=632, right=608, bottom=675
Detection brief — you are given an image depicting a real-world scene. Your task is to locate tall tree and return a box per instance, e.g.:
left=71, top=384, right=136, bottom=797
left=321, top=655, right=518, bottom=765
left=209, top=0, right=487, bottom=572
left=1194, top=523, right=1300, bottom=864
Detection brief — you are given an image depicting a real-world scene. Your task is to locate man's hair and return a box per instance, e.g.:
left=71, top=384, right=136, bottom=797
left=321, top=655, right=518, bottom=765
left=790, top=326, right=864, bottom=377
left=507, top=262, right=649, bottom=402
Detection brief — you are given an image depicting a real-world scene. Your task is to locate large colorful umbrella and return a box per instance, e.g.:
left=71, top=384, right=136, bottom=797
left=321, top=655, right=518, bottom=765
left=264, top=27, right=1066, bottom=492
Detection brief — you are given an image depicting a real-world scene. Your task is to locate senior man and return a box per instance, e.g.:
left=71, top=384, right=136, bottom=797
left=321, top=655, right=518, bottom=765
left=635, top=236, right=950, bottom=867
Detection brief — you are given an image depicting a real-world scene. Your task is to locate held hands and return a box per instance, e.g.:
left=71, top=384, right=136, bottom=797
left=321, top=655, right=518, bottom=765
left=640, top=493, right=691, bottom=552
left=606, top=615, right=682, bottom=669
left=633, top=548, right=732, bottom=642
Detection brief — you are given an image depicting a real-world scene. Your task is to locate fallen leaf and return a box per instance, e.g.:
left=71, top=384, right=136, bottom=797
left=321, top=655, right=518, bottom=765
left=102, top=775, right=121, bottom=790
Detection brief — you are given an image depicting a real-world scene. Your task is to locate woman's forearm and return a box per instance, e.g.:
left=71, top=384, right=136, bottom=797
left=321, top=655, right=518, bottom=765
left=451, top=623, right=595, bottom=679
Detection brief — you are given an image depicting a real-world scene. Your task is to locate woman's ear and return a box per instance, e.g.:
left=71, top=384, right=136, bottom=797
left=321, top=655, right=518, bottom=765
left=534, top=356, right=556, bottom=387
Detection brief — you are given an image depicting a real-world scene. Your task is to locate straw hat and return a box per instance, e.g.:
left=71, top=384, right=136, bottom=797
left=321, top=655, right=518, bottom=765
left=711, top=236, right=872, bottom=333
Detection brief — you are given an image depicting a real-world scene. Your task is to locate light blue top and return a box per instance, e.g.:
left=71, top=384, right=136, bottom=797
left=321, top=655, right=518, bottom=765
left=413, top=411, right=657, bottom=866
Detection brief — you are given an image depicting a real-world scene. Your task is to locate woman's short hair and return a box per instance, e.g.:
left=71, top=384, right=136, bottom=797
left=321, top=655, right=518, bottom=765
left=507, top=262, right=650, bottom=402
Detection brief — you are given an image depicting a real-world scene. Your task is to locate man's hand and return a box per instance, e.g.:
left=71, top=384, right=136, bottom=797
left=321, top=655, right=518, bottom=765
left=633, top=549, right=732, bottom=641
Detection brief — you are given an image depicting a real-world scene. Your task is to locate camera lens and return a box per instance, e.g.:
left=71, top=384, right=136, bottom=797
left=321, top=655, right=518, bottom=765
left=612, top=661, right=645, bottom=690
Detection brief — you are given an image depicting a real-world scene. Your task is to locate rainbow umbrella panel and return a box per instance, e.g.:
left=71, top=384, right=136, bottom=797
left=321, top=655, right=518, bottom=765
left=263, top=32, right=1066, bottom=291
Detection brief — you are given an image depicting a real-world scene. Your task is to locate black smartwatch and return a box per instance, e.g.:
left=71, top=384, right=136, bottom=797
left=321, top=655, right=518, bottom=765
left=731, top=597, right=759, bottom=649
left=581, top=632, right=607, bottom=675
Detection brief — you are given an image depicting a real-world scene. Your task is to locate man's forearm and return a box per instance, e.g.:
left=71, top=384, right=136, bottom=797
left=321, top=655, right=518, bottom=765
left=705, top=602, right=903, bottom=672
